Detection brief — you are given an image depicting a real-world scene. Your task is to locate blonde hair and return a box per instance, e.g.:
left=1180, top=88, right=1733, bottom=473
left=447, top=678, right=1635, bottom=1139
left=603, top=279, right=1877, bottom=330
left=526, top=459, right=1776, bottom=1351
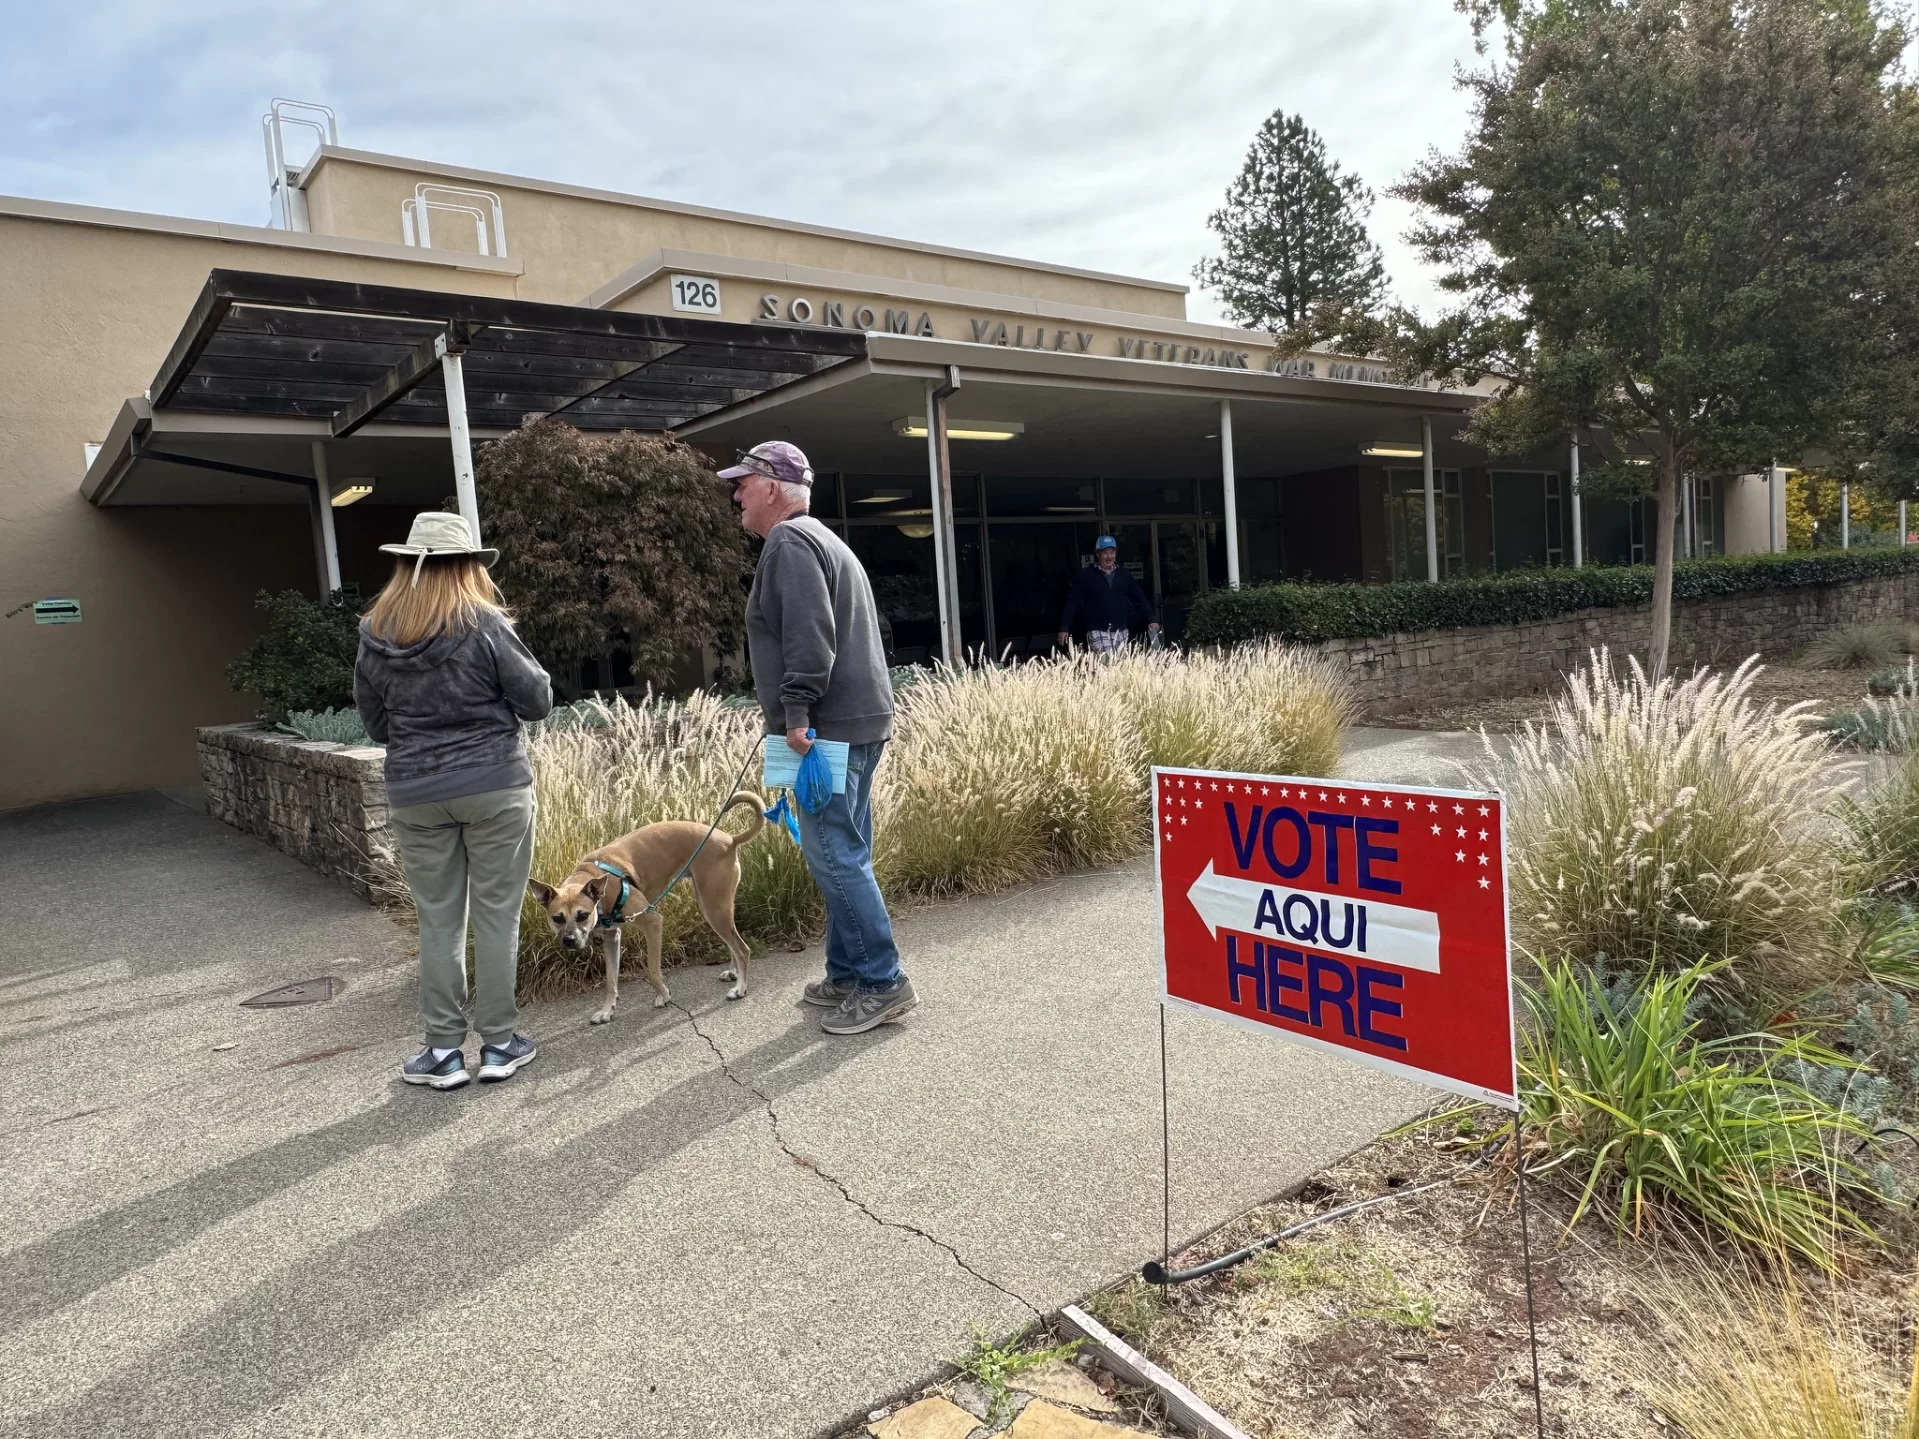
left=365, top=555, right=509, bottom=645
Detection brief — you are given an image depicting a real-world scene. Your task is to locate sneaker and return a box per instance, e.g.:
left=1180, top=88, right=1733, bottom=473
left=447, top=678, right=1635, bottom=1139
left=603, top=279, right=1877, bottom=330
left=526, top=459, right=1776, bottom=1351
left=402, top=1046, right=470, bottom=1091
left=802, top=977, right=856, bottom=1008
left=476, top=1034, right=538, bottom=1083
left=819, top=978, right=919, bottom=1035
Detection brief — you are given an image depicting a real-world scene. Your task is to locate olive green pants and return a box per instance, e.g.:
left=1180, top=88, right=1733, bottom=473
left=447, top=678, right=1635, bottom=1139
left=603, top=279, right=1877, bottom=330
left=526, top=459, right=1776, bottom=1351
left=388, top=785, right=537, bottom=1049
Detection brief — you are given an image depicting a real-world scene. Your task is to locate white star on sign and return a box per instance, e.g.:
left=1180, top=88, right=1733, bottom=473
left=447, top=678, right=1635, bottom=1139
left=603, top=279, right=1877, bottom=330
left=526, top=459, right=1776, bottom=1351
left=1453, top=803, right=1465, bottom=815
left=1180, top=798, right=1187, bottom=807
left=1456, top=850, right=1466, bottom=862
left=1319, top=790, right=1329, bottom=801
left=1479, top=805, right=1490, bottom=816
left=1360, top=795, right=1371, bottom=806
left=1478, top=829, right=1489, bottom=841
left=1261, top=786, right=1271, bottom=796
left=1478, top=876, right=1490, bottom=889
left=1478, top=853, right=1489, bottom=865
left=1181, top=815, right=1189, bottom=825
left=1430, top=824, right=1442, bottom=835
left=1456, top=827, right=1466, bottom=838
left=1280, top=787, right=1290, bottom=797
left=1427, top=801, right=1439, bottom=812
left=1337, top=792, right=1348, bottom=804
left=1211, top=782, right=1219, bottom=791
left=1195, top=800, right=1204, bottom=809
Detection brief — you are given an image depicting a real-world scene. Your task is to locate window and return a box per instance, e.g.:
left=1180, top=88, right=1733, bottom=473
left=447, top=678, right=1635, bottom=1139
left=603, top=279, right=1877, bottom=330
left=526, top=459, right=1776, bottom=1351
left=1384, top=469, right=1463, bottom=579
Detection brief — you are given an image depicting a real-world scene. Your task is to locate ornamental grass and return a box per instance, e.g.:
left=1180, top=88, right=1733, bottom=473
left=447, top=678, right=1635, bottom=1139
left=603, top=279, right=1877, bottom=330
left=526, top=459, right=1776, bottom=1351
left=1487, top=650, right=1844, bottom=997
left=1634, top=1257, right=1919, bottom=1439
left=379, top=643, right=1354, bottom=995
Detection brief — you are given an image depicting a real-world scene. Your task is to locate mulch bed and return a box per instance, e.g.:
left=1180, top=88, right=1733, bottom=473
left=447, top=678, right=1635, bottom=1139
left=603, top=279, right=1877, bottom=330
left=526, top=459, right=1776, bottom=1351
left=1079, top=1122, right=1919, bottom=1439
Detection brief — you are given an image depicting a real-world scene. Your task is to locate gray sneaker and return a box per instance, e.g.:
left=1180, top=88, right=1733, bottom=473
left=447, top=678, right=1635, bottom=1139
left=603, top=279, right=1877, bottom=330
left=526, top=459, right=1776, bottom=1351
left=402, top=1046, right=470, bottom=1091
left=802, top=977, right=855, bottom=1008
left=819, top=978, right=919, bottom=1035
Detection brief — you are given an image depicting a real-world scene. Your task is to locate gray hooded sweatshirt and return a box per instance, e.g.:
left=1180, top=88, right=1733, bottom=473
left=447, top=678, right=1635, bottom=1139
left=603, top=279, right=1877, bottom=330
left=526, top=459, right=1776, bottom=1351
left=354, top=608, right=555, bottom=807
left=745, top=515, right=894, bottom=744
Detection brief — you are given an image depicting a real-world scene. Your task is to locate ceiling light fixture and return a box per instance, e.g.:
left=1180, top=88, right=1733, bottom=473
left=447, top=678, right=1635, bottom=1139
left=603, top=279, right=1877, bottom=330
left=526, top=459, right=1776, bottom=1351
left=1360, top=444, right=1425, bottom=459
left=892, top=418, right=1025, bottom=442
left=855, top=490, right=912, bottom=504
left=896, top=523, right=936, bottom=539
left=329, top=477, right=375, bottom=507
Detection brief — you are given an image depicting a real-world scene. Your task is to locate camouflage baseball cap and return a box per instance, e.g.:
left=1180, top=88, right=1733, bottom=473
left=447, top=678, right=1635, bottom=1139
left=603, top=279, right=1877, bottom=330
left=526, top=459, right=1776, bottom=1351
left=718, top=440, right=813, bottom=487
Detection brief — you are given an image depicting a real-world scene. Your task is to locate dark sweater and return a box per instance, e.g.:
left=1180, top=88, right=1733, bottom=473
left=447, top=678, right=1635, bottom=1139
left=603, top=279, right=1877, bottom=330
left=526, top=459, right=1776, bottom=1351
left=1060, top=563, right=1154, bottom=634
left=745, top=514, right=894, bottom=744
left=354, top=608, right=555, bottom=807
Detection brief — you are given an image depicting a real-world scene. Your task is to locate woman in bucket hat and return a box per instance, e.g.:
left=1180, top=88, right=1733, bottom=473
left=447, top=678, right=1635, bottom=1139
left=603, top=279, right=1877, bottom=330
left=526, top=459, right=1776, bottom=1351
left=354, top=512, right=555, bottom=1090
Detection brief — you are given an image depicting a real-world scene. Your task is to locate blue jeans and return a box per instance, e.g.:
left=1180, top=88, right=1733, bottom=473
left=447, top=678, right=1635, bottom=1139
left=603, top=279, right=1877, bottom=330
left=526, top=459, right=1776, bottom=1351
left=796, top=739, right=903, bottom=991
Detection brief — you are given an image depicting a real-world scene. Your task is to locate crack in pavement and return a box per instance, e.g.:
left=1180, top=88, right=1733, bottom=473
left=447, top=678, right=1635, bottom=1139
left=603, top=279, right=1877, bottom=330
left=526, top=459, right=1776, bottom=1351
left=668, top=1000, right=1042, bottom=1320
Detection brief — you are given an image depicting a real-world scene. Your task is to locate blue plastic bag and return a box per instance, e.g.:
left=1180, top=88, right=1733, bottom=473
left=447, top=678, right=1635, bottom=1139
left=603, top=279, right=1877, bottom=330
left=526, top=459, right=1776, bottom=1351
left=763, top=791, right=802, bottom=844
left=794, top=729, right=834, bottom=815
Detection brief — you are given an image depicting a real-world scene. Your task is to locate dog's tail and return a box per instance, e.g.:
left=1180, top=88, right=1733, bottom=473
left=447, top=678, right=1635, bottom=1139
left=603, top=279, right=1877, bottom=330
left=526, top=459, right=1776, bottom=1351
left=721, top=789, right=768, bottom=846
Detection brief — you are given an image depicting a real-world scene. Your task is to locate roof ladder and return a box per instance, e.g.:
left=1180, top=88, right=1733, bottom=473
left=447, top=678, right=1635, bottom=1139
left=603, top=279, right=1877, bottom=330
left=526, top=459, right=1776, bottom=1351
left=262, top=99, right=337, bottom=231
left=402, top=183, right=509, bottom=258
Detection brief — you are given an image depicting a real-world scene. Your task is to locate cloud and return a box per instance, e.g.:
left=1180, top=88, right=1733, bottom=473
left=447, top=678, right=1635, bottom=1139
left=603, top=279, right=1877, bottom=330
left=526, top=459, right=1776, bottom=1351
left=0, top=0, right=1480, bottom=323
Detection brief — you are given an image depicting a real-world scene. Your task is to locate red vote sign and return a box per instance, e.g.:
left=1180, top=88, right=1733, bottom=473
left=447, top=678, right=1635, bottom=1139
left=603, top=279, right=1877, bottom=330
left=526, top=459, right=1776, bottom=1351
left=1154, top=766, right=1518, bottom=1109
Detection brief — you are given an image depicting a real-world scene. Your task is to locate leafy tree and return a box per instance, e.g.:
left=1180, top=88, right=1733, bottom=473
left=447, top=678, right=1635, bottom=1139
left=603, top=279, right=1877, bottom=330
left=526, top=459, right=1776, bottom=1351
left=1194, top=110, right=1387, bottom=330
left=1300, top=0, right=1919, bottom=677
left=226, top=588, right=364, bottom=723
left=477, top=420, right=750, bottom=690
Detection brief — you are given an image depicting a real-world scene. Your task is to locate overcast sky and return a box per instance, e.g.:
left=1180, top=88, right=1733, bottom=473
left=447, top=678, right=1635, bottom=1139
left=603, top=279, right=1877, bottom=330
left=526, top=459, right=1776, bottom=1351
left=0, top=1, right=1484, bottom=325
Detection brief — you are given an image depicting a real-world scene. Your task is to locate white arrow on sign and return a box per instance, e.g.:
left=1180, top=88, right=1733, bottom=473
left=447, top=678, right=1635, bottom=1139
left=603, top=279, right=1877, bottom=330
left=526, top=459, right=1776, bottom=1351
left=1185, top=861, right=1442, bottom=974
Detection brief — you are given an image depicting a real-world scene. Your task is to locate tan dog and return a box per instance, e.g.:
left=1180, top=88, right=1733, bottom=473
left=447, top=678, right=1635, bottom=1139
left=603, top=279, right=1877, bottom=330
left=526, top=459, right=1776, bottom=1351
left=528, top=791, right=766, bottom=1024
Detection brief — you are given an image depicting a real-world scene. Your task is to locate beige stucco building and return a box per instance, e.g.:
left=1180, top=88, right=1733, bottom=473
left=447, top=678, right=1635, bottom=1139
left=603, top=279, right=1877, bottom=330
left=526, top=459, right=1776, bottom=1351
left=1, top=110, right=1776, bottom=811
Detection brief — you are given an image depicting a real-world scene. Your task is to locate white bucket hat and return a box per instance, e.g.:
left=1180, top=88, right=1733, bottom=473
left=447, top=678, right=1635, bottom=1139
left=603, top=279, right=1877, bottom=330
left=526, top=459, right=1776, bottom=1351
left=379, top=511, right=498, bottom=585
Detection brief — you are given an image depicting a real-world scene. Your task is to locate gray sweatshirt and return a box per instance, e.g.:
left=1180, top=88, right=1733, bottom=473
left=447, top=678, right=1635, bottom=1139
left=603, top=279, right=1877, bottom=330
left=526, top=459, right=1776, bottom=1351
left=354, top=607, right=555, bottom=807
left=745, top=515, right=894, bottom=744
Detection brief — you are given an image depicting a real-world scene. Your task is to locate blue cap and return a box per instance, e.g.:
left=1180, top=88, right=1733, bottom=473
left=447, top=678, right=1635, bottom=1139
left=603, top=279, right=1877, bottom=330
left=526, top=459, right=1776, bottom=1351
left=1095, top=534, right=1117, bottom=550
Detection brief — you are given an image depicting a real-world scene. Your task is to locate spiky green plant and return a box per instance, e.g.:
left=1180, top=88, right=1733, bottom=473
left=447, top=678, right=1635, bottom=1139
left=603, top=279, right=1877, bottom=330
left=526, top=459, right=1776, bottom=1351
left=279, top=707, right=372, bottom=744
left=1515, top=959, right=1879, bottom=1272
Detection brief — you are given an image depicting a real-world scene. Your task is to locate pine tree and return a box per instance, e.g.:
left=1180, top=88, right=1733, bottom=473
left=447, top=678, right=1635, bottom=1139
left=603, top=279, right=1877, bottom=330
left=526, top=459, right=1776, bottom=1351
left=1194, top=110, right=1387, bottom=331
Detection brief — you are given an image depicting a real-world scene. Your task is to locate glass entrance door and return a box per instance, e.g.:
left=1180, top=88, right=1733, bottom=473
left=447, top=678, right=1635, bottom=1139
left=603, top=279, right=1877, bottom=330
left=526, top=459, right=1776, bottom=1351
left=1157, top=522, right=1202, bottom=639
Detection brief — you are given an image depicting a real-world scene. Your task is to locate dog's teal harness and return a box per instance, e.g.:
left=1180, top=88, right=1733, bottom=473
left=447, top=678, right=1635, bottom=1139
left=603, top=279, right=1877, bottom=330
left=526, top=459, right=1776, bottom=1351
left=591, top=861, right=634, bottom=928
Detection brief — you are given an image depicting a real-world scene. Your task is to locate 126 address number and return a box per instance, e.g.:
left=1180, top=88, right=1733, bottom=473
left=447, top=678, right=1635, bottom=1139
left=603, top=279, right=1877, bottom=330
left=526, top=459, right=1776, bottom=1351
left=670, top=275, right=721, bottom=314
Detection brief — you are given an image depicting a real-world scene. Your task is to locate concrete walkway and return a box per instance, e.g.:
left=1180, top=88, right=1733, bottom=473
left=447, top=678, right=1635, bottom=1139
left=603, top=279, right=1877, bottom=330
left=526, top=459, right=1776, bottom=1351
left=0, top=735, right=1458, bottom=1439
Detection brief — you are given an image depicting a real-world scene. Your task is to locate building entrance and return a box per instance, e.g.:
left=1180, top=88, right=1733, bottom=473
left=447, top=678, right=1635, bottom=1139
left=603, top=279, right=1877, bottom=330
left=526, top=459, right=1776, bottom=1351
left=831, top=472, right=1225, bottom=662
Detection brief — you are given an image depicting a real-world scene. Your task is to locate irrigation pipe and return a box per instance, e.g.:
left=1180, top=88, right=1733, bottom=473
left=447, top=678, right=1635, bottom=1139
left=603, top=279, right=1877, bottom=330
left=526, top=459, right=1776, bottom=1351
left=1142, top=1143, right=1503, bottom=1287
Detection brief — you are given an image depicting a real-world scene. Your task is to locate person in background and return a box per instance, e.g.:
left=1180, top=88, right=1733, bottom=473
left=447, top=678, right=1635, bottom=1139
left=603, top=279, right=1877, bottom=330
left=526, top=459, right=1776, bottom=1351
left=1058, top=534, right=1159, bottom=654
left=354, top=512, right=555, bottom=1091
left=722, top=440, right=918, bottom=1035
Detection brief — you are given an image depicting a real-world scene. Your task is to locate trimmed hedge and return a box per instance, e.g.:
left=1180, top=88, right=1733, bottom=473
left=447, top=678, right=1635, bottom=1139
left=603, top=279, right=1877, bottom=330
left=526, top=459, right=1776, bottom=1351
left=1186, top=549, right=1919, bottom=646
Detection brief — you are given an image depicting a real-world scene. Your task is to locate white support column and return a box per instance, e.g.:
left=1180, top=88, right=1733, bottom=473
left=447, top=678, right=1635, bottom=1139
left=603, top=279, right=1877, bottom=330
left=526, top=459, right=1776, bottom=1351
left=923, top=381, right=958, bottom=668
left=1219, top=400, right=1241, bottom=589
left=1901, top=499, right=1908, bottom=547
left=1421, top=415, right=1439, bottom=582
left=1769, top=461, right=1785, bottom=552
left=441, top=344, right=482, bottom=543
left=310, top=440, right=341, bottom=595
left=1569, top=437, right=1584, bottom=567
left=1842, top=480, right=1852, bottom=549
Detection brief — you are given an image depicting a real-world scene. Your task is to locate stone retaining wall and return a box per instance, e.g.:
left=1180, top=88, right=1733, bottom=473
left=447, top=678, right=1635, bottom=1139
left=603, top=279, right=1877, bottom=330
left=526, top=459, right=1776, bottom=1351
left=1325, top=570, right=1919, bottom=712
left=197, top=724, right=390, bottom=902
